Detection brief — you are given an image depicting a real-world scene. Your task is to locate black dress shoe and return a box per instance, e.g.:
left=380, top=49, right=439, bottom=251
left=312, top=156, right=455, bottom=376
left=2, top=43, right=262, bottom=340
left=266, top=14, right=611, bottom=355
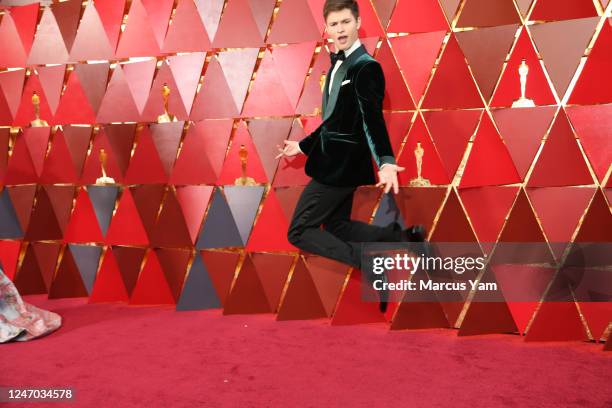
left=400, top=224, right=426, bottom=242
left=378, top=268, right=389, bottom=314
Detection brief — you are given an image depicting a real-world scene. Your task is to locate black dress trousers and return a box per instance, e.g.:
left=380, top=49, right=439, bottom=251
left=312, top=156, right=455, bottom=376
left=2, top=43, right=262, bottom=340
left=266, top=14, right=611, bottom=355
left=287, top=178, right=401, bottom=270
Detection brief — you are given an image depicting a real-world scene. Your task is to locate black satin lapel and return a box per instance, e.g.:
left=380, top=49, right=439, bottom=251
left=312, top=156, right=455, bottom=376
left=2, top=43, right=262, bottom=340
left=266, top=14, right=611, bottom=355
left=322, top=44, right=367, bottom=122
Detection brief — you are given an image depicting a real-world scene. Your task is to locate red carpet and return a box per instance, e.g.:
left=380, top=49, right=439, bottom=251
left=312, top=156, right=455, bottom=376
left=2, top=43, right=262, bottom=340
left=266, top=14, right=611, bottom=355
left=2, top=295, right=611, bottom=407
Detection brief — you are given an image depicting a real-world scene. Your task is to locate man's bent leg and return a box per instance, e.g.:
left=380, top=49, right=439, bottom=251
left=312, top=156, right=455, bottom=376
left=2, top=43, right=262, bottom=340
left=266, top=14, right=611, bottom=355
left=287, top=179, right=364, bottom=269
left=322, top=190, right=401, bottom=243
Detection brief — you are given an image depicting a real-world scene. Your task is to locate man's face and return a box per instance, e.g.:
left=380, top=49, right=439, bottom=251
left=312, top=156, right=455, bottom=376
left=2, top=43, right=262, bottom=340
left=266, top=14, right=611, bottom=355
left=325, top=8, right=361, bottom=51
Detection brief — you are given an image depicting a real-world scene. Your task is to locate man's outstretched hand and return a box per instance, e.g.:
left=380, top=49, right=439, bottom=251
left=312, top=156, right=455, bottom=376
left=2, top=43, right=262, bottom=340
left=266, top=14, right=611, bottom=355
left=376, top=164, right=405, bottom=194
left=275, top=140, right=301, bottom=159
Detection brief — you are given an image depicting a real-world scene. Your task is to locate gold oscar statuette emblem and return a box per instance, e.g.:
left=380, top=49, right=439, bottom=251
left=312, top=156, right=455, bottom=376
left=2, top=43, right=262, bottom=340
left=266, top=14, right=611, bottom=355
left=30, top=91, right=49, bottom=127
left=157, top=83, right=178, bottom=123
left=95, top=148, right=116, bottom=185
left=234, top=144, right=257, bottom=186
left=512, top=59, right=536, bottom=108
left=409, top=141, right=431, bottom=187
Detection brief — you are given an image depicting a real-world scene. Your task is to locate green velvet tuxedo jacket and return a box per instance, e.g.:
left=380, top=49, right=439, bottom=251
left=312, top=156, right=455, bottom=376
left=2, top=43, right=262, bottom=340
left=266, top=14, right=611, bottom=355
left=298, top=42, right=396, bottom=187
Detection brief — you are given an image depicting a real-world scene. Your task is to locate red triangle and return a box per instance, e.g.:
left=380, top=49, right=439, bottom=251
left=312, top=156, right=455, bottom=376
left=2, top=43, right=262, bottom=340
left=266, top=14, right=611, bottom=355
left=491, top=106, right=557, bottom=180
left=36, top=65, right=66, bottom=115
left=141, top=62, right=189, bottom=121
left=201, top=250, right=241, bottom=305
left=167, top=53, right=205, bottom=115
left=49, top=247, right=89, bottom=299
left=89, top=249, right=129, bottom=303
left=459, top=114, right=521, bottom=188
left=247, top=190, right=296, bottom=252
left=45, top=185, right=76, bottom=235
left=8, top=186, right=33, bottom=232
left=459, top=186, right=519, bottom=251
left=397, top=114, right=449, bottom=185
left=396, top=187, right=448, bottom=234
left=494, top=264, right=555, bottom=334
left=423, top=110, right=482, bottom=181
left=569, top=23, right=612, bottom=104
left=4, top=130, right=38, bottom=184
left=274, top=185, right=306, bottom=221
left=527, top=187, right=594, bottom=257
left=498, top=189, right=547, bottom=243
left=190, top=56, right=240, bottom=119
left=140, top=0, right=174, bottom=47
left=241, top=48, right=296, bottom=117
left=421, top=35, right=484, bottom=109
left=0, top=240, right=22, bottom=281
left=130, top=185, right=166, bottom=239
left=96, top=65, right=142, bottom=123
left=527, top=110, right=594, bottom=187
left=22, top=127, right=50, bottom=178
left=566, top=104, right=612, bottom=183
left=388, top=0, right=449, bottom=32
left=113, top=246, right=147, bottom=296
left=162, top=0, right=211, bottom=52
left=267, top=0, right=322, bottom=44
left=54, top=70, right=98, bottom=124
left=63, top=188, right=104, bottom=243
left=574, top=189, right=612, bottom=242
left=273, top=42, right=317, bottom=110
left=0, top=129, right=8, bottom=182
left=79, top=125, right=135, bottom=184
left=459, top=301, right=518, bottom=336
left=377, top=40, right=415, bottom=110
left=150, top=189, right=193, bottom=248
left=331, top=269, right=387, bottom=325
left=70, top=2, right=115, bottom=61
left=123, top=59, right=157, bottom=115
left=96, top=0, right=126, bottom=50
left=175, top=185, right=214, bottom=244
left=223, top=254, right=272, bottom=314
left=456, top=0, right=520, bottom=27
left=525, top=302, right=588, bottom=342
left=170, top=119, right=232, bottom=184
left=156, top=248, right=191, bottom=302
left=390, top=31, right=446, bottom=105
left=251, top=252, right=293, bottom=312
left=430, top=189, right=479, bottom=242
left=24, top=188, right=64, bottom=241
left=305, top=256, right=351, bottom=317
left=212, top=0, right=269, bottom=48
left=0, top=69, right=26, bottom=120
left=490, top=28, right=557, bottom=107
left=14, top=244, right=47, bottom=295
left=105, top=189, right=149, bottom=246
left=217, top=122, right=269, bottom=185
left=277, top=256, right=327, bottom=320
left=115, top=0, right=162, bottom=58
left=40, top=128, right=81, bottom=183
left=0, top=84, right=14, bottom=124
left=129, top=250, right=176, bottom=305
left=26, top=6, right=69, bottom=65
left=13, top=75, right=54, bottom=127
left=0, top=4, right=38, bottom=67
left=124, top=127, right=169, bottom=184
left=249, top=118, right=294, bottom=182
left=272, top=119, right=313, bottom=187
left=296, top=47, right=330, bottom=116
left=531, top=0, right=598, bottom=21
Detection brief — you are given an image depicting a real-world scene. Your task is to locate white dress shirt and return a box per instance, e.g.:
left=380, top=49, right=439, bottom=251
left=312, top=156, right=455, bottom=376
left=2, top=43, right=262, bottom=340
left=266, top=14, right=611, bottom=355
left=328, top=38, right=362, bottom=95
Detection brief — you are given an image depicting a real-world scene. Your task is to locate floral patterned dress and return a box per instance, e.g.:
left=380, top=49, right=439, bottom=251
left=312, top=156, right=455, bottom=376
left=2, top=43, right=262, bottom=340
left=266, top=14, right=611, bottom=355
left=0, top=267, right=61, bottom=343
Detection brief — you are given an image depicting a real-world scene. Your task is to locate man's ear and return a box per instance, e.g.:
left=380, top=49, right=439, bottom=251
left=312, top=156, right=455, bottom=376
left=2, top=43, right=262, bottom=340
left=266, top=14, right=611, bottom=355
left=356, top=16, right=361, bottom=29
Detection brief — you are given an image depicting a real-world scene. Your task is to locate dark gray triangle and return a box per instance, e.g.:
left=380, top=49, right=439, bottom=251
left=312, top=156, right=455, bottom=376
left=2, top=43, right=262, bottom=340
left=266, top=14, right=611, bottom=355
left=372, top=193, right=405, bottom=228
left=196, top=188, right=243, bottom=249
left=176, top=252, right=221, bottom=311
left=223, top=185, right=265, bottom=245
left=0, top=188, right=23, bottom=239
left=69, top=244, right=102, bottom=294
left=87, top=185, right=119, bottom=236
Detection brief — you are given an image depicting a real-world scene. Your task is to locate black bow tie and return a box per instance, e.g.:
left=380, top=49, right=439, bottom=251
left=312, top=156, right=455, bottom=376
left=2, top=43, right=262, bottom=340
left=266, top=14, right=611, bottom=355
left=330, top=50, right=346, bottom=65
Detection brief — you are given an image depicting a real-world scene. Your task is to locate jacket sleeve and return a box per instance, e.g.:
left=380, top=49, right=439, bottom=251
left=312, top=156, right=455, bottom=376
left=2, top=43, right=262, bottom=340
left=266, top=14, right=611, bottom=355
left=354, top=61, right=396, bottom=169
left=297, top=122, right=323, bottom=155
